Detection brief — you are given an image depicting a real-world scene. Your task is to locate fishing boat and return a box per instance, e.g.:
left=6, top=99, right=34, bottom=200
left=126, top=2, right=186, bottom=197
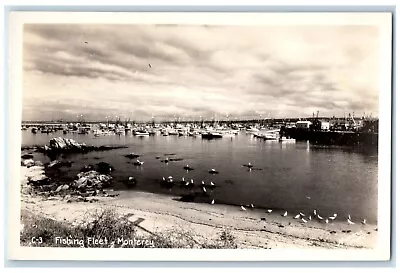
left=279, top=136, right=296, bottom=143
left=201, top=131, right=223, bottom=139
left=134, top=130, right=149, bottom=136
left=246, top=127, right=260, bottom=133
left=168, top=130, right=178, bottom=136
left=263, top=130, right=280, bottom=140
left=263, top=133, right=279, bottom=140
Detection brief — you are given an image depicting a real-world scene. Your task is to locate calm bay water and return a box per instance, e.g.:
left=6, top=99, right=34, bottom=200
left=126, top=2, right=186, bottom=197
left=21, top=130, right=379, bottom=223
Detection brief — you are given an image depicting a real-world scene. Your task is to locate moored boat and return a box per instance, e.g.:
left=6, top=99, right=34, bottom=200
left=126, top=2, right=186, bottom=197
left=134, top=130, right=149, bottom=136
left=201, top=132, right=223, bottom=139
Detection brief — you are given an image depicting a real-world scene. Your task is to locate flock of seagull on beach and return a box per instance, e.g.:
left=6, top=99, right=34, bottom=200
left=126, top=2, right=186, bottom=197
left=238, top=206, right=367, bottom=226
left=125, top=154, right=368, bottom=226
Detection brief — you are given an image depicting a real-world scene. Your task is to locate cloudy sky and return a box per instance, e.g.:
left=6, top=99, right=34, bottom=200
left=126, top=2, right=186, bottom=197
left=23, top=24, right=379, bottom=121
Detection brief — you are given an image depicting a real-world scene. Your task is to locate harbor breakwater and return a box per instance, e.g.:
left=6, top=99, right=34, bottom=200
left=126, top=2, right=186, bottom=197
left=283, top=128, right=378, bottom=148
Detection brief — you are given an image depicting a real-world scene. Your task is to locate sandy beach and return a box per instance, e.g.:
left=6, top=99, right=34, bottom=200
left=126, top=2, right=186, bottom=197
left=20, top=166, right=377, bottom=249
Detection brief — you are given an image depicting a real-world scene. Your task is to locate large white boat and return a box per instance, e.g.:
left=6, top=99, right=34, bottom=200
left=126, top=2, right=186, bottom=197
left=263, top=130, right=280, bottom=140
left=134, top=129, right=149, bottom=136
left=246, top=127, right=260, bottom=133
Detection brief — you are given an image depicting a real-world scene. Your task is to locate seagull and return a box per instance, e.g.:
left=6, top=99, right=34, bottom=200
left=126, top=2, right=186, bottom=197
left=308, top=215, right=312, bottom=221
left=282, top=211, right=288, bottom=217
left=162, top=157, right=169, bottom=163
left=325, top=219, right=329, bottom=224
left=210, top=181, right=215, bottom=187
left=241, top=206, right=247, bottom=211
left=347, top=219, right=355, bottom=225
left=348, top=214, right=352, bottom=220
left=211, top=199, right=215, bottom=205
left=301, top=218, right=308, bottom=223
left=299, top=212, right=305, bottom=217
left=247, top=162, right=253, bottom=168
left=294, top=214, right=301, bottom=219
left=201, top=181, right=205, bottom=186
left=329, top=213, right=338, bottom=220
left=202, top=187, right=207, bottom=193
left=313, top=210, right=317, bottom=216
left=209, top=169, right=219, bottom=174
left=317, top=214, right=323, bottom=220
left=306, top=196, right=311, bottom=200
left=267, top=209, right=272, bottom=213
left=133, top=159, right=144, bottom=166
left=361, top=219, right=367, bottom=225
left=184, top=164, right=194, bottom=171
left=250, top=204, right=255, bottom=208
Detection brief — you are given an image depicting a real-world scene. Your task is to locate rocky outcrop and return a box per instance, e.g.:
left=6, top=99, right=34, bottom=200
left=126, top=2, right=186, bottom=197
left=21, top=159, right=117, bottom=202
left=74, top=170, right=113, bottom=192
left=47, top=160, right=73, bottom=168
left=37, top=137, right=128, bottom=155
left=21, top=159, right=35, bottom=168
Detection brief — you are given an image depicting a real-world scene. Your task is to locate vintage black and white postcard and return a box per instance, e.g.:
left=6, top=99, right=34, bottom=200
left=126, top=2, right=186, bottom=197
left=7, top=11, right=392, bottom=261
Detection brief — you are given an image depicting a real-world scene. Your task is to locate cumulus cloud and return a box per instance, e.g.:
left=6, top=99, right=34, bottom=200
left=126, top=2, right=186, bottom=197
left=22, top=24, right=380, bottom=121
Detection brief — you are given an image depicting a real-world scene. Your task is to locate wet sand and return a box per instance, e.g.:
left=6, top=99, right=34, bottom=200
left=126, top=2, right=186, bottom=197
left=20, top=167, right=377, bottom=249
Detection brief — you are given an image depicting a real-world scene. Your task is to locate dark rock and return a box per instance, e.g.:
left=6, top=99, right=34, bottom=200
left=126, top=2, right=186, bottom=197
left=278, top=224, right=284, bottom=228
left=96, top=162, right=114, bottom=174
left=81, top=165, right=95, bottom=172
left=261, top=217, right=266, bottom=221
left=179, top=193, right=198, bottom=202
left=21, top=154, right=34, bottom=159
left=125, top=153, right=140, bottom=159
